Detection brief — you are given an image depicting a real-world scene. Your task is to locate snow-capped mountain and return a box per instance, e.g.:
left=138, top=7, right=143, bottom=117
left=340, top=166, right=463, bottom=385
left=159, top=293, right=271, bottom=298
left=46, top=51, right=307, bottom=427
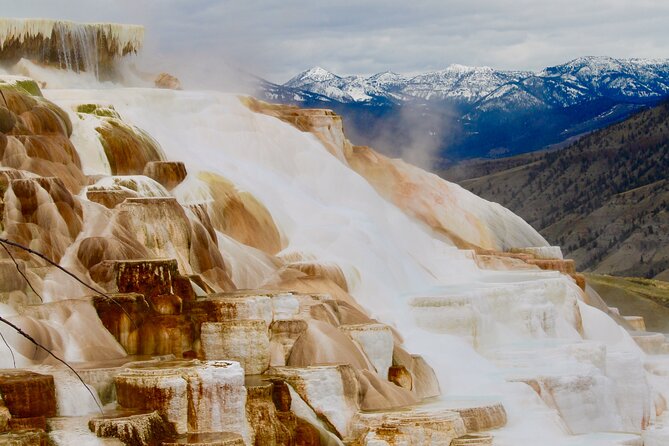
left=259, top=57, right=669, bottom=160
left=279, top=57, right=669, bottom=110
left=284, top=66, right=406, bottom=103
left=402, top=65, right=529, bottom=103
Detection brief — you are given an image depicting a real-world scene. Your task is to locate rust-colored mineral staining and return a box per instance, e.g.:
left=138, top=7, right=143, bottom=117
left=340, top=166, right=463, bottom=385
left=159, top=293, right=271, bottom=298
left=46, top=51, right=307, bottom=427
left=161, top=432, right=245, bottom=445
left=144, top=161, right=187, bottom=191
left=0, top=87, right=83, bottom=194
left=89, top=410, right=176, bottom=445
left=198, top=171, right=283, bottom=255
left=0, top=428, right=49, bottom=445
left=245, top=378, right=293, bottom=445
left=0, top=20, right=143, bottom=78
left=97, top=119, right=164, bottom=175
left=0, top=370, right=56, bottom=419
left=116, top=259, right=178, bottom=297
left=387, top=365, right=413, bottom=390
left=86, top=187, right=138, bottom=208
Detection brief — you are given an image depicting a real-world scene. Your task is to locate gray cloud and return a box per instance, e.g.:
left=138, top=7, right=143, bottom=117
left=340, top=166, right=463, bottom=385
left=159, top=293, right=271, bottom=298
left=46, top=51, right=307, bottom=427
left=3, top=0, right=669, bottom=85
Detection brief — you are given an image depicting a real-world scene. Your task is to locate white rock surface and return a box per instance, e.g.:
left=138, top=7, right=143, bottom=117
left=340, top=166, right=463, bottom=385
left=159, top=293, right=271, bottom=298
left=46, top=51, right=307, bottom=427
left=341, top=324, right=394, bottom=379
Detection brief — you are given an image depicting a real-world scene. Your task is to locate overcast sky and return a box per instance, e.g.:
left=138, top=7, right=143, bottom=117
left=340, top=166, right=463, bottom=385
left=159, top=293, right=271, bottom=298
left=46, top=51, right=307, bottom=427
left=4, top=0, right=669, bottom=85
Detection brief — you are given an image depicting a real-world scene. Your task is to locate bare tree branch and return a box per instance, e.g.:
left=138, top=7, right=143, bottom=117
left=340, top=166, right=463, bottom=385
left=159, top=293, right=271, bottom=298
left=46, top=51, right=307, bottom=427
left=0, top=316, right=103, bottom=414
left=0, top=330, right=16, bottom=368
left=0, top=242, right=43, bottom=302
left=0, top=237, right=137, bottom=328
left=0, top=237, right=145, bottom=414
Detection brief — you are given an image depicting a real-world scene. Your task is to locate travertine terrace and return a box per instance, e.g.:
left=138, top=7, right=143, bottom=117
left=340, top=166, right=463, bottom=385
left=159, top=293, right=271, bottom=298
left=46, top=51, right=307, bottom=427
left=0, top=18, right=143, bottom=78
left=0, top=18, right=668, bottom=446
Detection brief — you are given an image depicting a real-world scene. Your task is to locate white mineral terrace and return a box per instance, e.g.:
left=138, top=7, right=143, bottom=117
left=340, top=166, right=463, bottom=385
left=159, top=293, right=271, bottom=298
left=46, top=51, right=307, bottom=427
left=0, top=18, right=144, bottom=53
left=0, top=65, right=668, bottom=445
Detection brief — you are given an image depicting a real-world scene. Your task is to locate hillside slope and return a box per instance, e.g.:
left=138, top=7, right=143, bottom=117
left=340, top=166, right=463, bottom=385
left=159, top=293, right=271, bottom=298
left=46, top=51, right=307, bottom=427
left=442, top=101, right=669, bottom=279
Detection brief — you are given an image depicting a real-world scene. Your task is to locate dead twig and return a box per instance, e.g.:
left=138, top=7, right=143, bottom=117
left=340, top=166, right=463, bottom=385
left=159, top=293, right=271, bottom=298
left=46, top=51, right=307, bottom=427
left=0, top=316, right=103, bottom=414
left=0, top=237, right=137, bottom=328
left=0, top=242, right=43, bottom=302
left=0, top=330, right=16, bottom=368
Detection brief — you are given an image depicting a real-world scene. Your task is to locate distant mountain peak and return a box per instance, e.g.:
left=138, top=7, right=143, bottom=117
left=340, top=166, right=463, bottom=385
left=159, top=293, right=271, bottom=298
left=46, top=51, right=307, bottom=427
left=304, top=66, right=335, bottom=76
left=547, top=56, right=669, bottom=73
left=369, top=70, right=402, bottom=79
left=565, top=55, right=669, bottom=65
left=276, top=57, right=669, bottom=108
left=259, top=57, right=669, bottom=163
left=444, top=63, right=494, bottom=74
left=286, top=66, right=339, bottom=85
left=570, top=55, right=618, bottom=63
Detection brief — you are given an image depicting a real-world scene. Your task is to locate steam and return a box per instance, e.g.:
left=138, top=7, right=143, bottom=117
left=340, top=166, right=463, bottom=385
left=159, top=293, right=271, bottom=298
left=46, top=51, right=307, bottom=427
left=345, top=102, right=460, bottom=171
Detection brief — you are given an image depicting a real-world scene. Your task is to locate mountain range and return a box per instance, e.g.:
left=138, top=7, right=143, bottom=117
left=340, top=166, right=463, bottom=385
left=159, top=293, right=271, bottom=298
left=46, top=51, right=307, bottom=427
left=259, top=57, right=669, bottom=161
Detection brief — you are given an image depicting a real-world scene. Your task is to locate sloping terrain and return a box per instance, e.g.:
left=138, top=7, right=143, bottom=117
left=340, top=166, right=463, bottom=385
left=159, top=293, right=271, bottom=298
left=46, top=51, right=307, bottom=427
left=587, top=274, right=669, bottom=332
left=442, top=101, right=669, bottom=279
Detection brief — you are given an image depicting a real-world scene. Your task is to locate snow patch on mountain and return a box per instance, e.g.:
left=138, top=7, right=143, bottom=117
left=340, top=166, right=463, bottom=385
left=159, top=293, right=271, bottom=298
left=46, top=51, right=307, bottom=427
left=277, top=57, right=669, bottom=112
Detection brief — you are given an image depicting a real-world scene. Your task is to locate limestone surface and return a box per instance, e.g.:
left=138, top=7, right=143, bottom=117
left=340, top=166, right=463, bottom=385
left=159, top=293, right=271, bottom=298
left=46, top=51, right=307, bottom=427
left=0, top=429, right=49, bottom=445
left=0, top=370, right=56, bottom=419
left=269, top=365, right=360, bottom=438
left=115, top=360, right=248, bottom=438
left=89, top=410, right=176, bottom=445
left=341, top=323, right=393, bottom=379
left=144, top=161, right=187, bottom=191
left=353, top=408, right=467, bottom=446
left=200, top=320, right=270, bottom=375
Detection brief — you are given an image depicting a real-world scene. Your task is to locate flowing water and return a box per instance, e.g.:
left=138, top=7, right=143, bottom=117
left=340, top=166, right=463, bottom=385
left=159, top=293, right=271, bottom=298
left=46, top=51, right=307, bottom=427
left=0, top=19, right=143, bottom=78
left=0, top=44, right=667, bottom=445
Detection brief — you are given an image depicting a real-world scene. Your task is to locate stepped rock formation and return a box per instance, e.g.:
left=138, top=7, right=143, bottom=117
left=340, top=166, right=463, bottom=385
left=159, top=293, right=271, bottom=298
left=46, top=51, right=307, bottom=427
left=243, top=99, right=546, bottom=252
left=0, top=18, right=143, bottom=78
left=0, top=23, right=667, bottom=446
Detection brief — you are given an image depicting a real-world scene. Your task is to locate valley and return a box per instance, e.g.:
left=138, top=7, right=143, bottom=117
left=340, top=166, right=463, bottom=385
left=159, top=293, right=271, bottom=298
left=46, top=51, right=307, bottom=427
left=442, top=100, right=669, bottom=280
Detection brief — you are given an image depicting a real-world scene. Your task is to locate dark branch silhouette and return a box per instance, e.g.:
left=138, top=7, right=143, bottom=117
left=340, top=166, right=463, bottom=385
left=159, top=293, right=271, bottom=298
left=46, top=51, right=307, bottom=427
left=0, top=315, right=103, bottom=413
left=0, top=330, right=16, bottom=368
left=0, top=237, right=137, bottom=328
left=0, top=237, right=148, bottom=415
left=0, top=242, right=43, bottom=302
